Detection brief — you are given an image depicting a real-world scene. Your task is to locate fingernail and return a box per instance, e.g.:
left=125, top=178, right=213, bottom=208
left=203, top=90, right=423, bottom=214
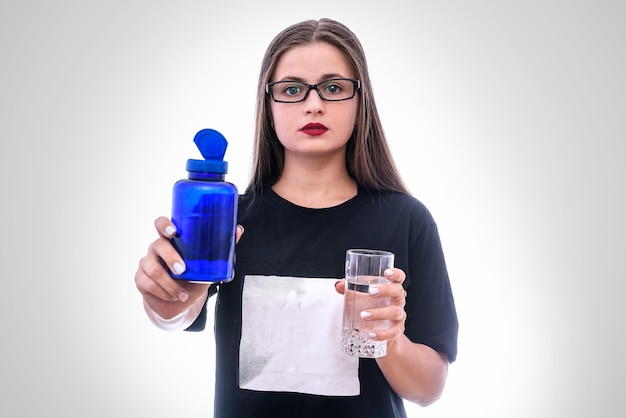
left=369, top=286, right=380, bottom=296
left=384, top=268, right=393, bottom=277
left=360, top=311, right=372, bottom=319
left=368, top=332, right=377, bottom=338
left=178, top=290, right=189, bottom=302
left=165, top=225, right=176, bottom=237
left=237, top=225, right=244, bottom=234
left=173, top=262, right=186, bottom=275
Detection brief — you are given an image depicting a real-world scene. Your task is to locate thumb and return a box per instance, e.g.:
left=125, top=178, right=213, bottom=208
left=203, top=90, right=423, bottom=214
left=334, top=279, right=346, bottom=295
left=235, top=225, right=245, bottom=243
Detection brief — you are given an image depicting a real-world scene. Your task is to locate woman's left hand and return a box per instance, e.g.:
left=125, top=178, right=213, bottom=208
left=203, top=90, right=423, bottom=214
left=334, top=268, right=407, bottom=342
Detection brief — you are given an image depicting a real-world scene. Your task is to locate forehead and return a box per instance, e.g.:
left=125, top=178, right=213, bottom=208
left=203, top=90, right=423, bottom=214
left=272, top=42, right=354, bottom=81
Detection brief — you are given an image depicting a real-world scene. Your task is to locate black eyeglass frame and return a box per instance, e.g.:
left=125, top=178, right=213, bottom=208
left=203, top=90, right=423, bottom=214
left=266, top=78, right=361, bottom=103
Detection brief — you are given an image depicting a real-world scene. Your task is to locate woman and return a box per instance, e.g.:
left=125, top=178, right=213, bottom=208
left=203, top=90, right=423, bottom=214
left=135, top=18, right=458, bottom=418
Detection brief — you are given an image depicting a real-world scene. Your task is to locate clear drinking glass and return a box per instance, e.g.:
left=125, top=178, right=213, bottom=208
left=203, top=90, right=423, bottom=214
left=341, top=249, right=394, bottom=358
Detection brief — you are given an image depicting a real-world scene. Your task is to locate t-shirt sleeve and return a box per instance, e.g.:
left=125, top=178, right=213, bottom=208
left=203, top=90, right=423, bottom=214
left=184, top=285, right=218, bottom=332
left=404, top=215, right=459, bottom=363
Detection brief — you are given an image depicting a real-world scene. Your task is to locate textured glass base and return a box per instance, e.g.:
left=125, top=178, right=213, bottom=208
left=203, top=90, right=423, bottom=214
left=342, top=328, right=387, bottom=358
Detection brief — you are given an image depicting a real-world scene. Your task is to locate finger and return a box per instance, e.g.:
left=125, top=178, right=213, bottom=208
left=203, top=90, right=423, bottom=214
left=368, top=283, right=406, bottom=304
left=334, top=279, right=346, bottom=295
left=393, top=286, right=408, bottom=305
left=368, top=323, right=406, bottom=341
left=155, top=216, right=177, bottom=238
left=149, top=237, right=186, bottom=276
left=136, top=252, right=187, bottom=302
left=360, top=305, right=406, bottom=323
left=144, top=238, right=189, bottom=301
left=383, top=267, right=406, bottom=284
left=360, top=306, right=407, bottom=341
left=135, top=262, right=177, bottom=301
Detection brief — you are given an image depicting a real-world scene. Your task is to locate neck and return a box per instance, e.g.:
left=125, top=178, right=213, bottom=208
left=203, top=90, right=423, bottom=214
left=272, top=153, right=357, bottom=208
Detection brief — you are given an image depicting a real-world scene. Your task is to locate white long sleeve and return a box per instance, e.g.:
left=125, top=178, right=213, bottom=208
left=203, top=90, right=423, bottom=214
left=143, top=296, right=206, bottom=332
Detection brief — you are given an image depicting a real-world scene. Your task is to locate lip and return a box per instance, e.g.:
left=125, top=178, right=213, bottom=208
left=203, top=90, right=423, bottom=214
left=300, top=123, right=328, bottom=136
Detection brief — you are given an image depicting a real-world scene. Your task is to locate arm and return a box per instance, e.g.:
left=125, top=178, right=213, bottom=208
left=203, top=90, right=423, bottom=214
left=335, top=267, right=452, bottom=406
left=378, top=217, right=457, bottom=404
left=376, top=335, right=449, bottom=406
left=371, top=268, right=450, bottom=405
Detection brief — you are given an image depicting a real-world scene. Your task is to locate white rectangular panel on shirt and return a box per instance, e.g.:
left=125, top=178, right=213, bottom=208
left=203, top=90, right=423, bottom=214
left=239, top=275, right=359, bottom=396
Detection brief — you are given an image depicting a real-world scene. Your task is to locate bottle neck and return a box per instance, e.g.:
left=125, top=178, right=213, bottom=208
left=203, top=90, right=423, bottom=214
left=188, top=171, right=225, bottom=181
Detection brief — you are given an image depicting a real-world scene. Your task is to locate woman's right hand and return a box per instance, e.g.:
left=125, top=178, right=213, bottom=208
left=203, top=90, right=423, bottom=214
left=135, top=216, right=243, bottom=319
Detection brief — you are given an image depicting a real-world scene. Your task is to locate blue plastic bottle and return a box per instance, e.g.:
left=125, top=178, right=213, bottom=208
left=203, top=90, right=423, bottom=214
left=170, top=129, right=238, bottom=283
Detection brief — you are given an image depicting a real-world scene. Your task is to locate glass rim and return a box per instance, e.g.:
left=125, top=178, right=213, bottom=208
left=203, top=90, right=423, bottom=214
left=346, top=248, right=394, bottom=257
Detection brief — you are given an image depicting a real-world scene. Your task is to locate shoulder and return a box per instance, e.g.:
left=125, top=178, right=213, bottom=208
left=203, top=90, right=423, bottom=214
left=357, top=188, right=439, bottom=241
left=238, top=188, right=271, bottom=211
left=359, top=188, right=433, bottom=217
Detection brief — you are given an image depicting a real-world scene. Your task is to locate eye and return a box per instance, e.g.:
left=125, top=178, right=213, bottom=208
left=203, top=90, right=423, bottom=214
left=283, top=83, right=303, bottom=96
left=323, top=82, right=343, bottom=94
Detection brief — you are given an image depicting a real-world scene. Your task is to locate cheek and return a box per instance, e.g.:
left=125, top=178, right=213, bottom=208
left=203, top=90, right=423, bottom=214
left=270, top=106, right=298, bottom=144
left=270, top=104, right=287, bottom=131
left=338, top=105, right=358, bottom=136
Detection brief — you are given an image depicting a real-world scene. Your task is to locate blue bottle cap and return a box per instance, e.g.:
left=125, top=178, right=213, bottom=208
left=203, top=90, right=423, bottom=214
left=186, top=128, right=229, bottom=174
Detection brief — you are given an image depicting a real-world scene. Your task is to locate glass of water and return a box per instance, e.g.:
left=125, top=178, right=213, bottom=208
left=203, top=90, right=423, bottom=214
left=341, top=249, right=394, bottom=358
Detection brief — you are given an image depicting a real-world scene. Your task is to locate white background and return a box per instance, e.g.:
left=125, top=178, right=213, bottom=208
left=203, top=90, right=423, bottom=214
left=1, top=1, right=624, bottom=417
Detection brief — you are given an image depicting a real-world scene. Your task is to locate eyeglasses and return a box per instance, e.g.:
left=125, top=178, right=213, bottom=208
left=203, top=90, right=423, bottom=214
left=266, top=78, right=361, bottom=103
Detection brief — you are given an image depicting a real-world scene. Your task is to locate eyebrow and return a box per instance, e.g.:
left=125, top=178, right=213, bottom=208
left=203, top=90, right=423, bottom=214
left=275, top=73, right=347, bottom=83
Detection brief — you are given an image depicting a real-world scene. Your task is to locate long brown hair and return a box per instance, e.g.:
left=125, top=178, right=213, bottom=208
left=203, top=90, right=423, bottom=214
left=245, top=18, right=410, bottom=196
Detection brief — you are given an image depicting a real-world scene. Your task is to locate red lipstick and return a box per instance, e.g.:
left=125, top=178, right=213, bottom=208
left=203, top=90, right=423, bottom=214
left=300, top=123, right=328, bottom=136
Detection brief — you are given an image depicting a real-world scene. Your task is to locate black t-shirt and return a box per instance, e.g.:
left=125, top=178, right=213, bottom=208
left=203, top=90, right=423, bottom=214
left=188, top=186, right=458, bottom=418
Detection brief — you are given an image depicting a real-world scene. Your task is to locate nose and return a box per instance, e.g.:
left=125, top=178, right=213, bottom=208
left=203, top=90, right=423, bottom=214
left=302, top=88, right=326, bottom=114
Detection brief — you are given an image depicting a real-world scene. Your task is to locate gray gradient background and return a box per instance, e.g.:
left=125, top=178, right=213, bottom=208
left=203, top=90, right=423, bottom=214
left=1, top=1, right=624, bottom=417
